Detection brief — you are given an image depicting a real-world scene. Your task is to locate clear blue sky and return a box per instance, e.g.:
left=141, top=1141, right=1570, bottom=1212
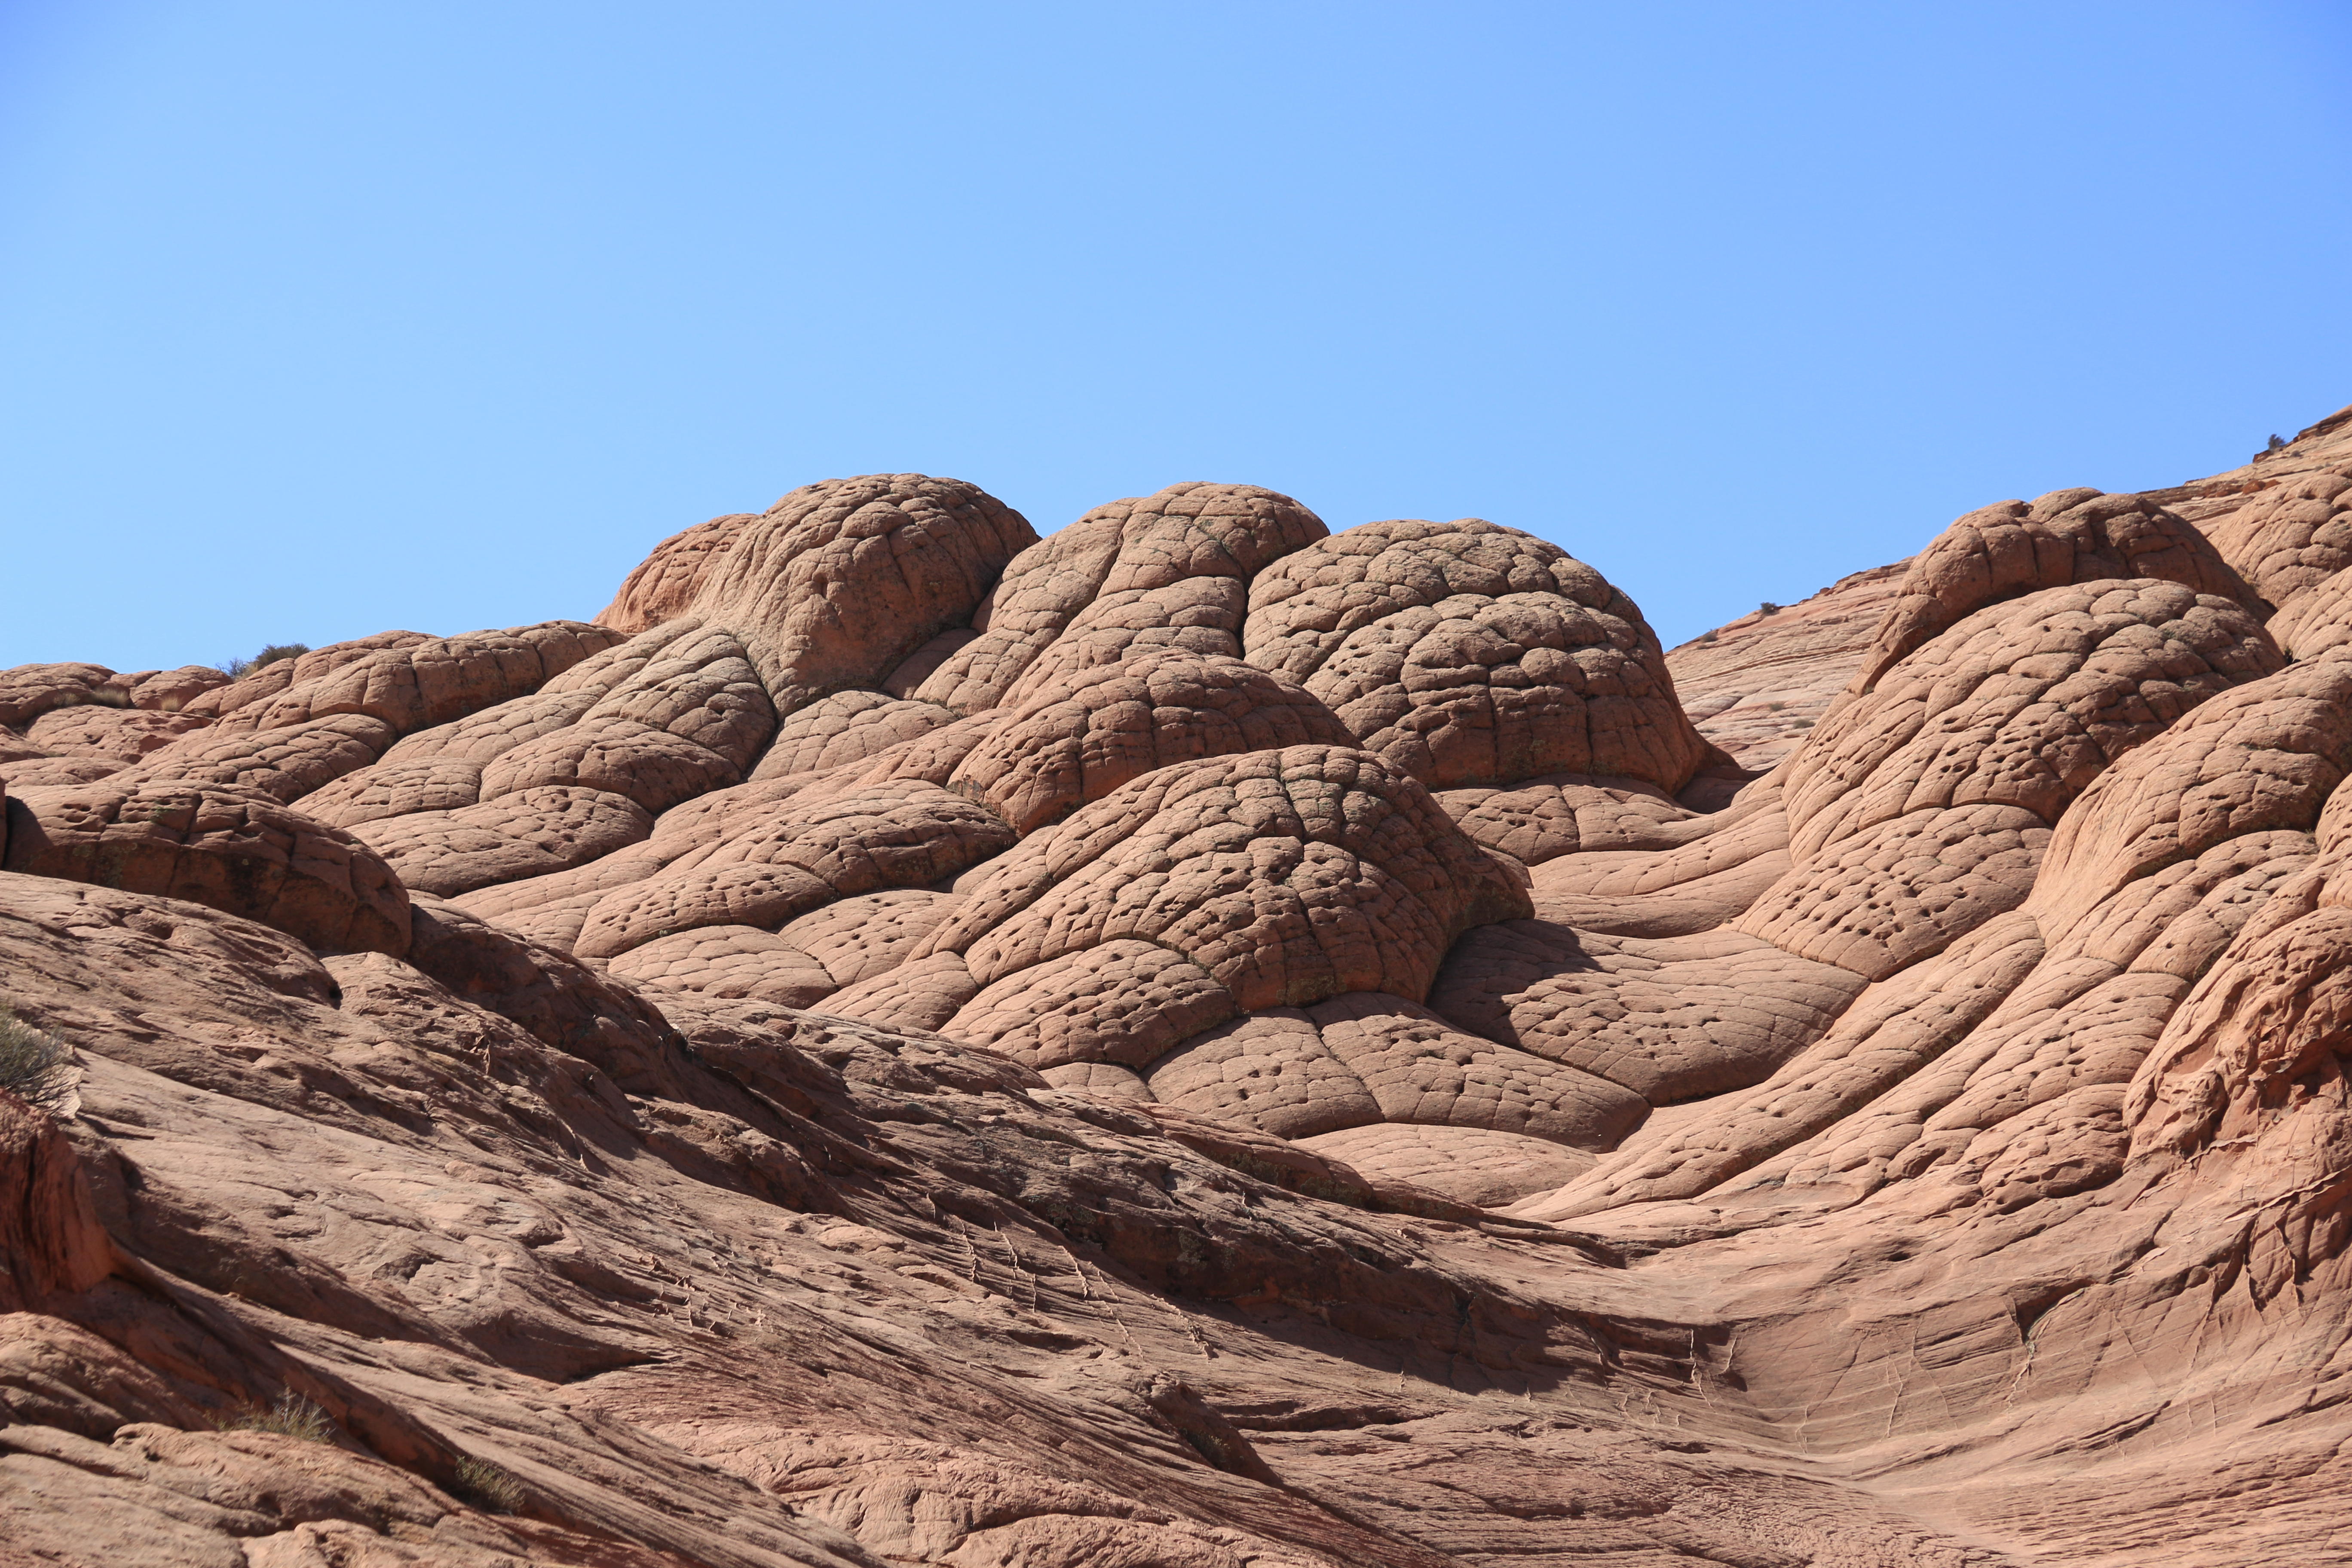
left=4, top=2, right=2348, bottom=673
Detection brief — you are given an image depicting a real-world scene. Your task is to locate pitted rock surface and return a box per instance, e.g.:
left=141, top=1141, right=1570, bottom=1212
left=203, top=621, right=624, bottom=741
left=2262, top=562, right=2352, bottom=659
left=595, top=511, right=760, bottom=634
left=680, top=473, right=1036, bottom=710
left=772, top=888, right=962, bottom=987
left=602, top=924, right=838, bottom=1006
left=12, top=429, right=2352, bottom=1565
left=348, top=785, right=654, bottom=897
left=1436, top=772, right=1709, bottom=865
left=108, top=712, right=399, bottom=802
left=24, top=704, right=208, bottom=762
left=1855, top=488, right=2259, bottom=691
left=180, top=630, right=437, bottom=720
left=915, top=481, right=1327, bottom=715
left=573, top=780, right=1012, bottom=960
left=1732, top=801, right=2051, bottom=980
left=1245, top=519, right=1708, bottom=793
left=2202, top=463, right=2352, bottom=610
left=947, top=649, right=1354, bottom=834
left=1782, top=579, right=2282, bottom=859
left=1431, top=921, right=1869, bottom=1102
left=747, top=689, right=960, bottom=782
left=921, top=745, right=1530, bottom=1012
left=299, top=757, right=489, bottom=827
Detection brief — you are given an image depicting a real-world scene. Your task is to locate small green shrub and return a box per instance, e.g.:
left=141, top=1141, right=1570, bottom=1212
left=0, top=1006, right=73, bottom=1111
left=223, top=1391, right=334, bottom=1442
left=454, top=1456, right=526, bottom=1513
left=220, top=643, right=311, bottom=679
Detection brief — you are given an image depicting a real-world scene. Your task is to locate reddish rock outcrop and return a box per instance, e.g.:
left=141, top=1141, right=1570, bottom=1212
left=12, top=424, right=2352, bottom=1566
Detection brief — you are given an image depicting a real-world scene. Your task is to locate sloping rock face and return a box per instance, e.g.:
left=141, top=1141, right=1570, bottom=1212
left=9, top=428, right=2352, bottom=1566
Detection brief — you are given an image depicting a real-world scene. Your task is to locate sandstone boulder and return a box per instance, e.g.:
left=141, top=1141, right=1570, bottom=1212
left=946, top=649, right=1353, bottom=834
left=1245, top=520, right=1707, bottom=792
left=204, top=621, right=625, bottom=741
left=747, top=689, right=960, bottom=782
left=2, top=780, right=408, bottom=953
left=2201, top=462, right=2352, bottom=609
left=348, top=786, right=654, bottom=897
left=1853, top=488, right=2258, bottom=691
left=913, top=482, right=1326, bottom=715
left=681, top=473, right=1037, bottom=712
left=1785, top=579, right=2281, bottom=858
left=596, top=511, right=760, bottom=634
left=922, top=744, right=1531, bottom=1015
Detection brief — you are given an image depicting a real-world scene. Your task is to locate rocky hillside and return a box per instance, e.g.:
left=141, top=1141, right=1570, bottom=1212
left=3, top=407, right=2351, bottom=1565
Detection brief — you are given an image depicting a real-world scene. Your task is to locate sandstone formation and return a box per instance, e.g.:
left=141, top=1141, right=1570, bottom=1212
left=9, top=420, right=2352, bottom=1565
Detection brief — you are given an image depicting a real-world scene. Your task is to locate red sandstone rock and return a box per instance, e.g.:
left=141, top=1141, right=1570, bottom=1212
left=1665, top=561, right=1911, bottom=771
left=348, top=785, right=654, bottom=897
left=12, top=427, right=2352, bottom=1565
left=0, top=662, right=118, bottom=726
left=180, top=630, right=436, bottom=720
left=205, top=621, right=625, bottom=741
left=947, top=649, right=1353, bottom=834
left=125, top=664, right=233, bottom=712
left=2, top=780, right=408, bottom=953
left=596, top=511, right=761, bottom=634
left=1245, top=519, right=1709, bottom=792
left=921, top=744, right=1531, bottom=1013
left=681, top=474, right=1036, bottom=712
left=24, top=704, right=209, bottom=762
left=1853, top=487, right=2259, bottom=691
left=915, top=482, right=1326, bottom=715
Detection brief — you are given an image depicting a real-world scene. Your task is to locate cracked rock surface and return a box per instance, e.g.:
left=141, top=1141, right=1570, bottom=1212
left=10, top=423, right=2352, bottom=1564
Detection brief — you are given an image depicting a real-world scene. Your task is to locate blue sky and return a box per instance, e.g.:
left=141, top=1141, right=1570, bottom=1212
left=4, top=1, right=2349, bottom=672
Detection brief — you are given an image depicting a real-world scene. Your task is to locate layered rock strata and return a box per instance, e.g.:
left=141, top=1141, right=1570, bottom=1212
left=8, top=422, right=2352, bottom=1565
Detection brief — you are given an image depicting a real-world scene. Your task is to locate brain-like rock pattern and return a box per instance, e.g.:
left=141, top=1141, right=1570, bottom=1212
left=573, top=780, right=1012, bottom=960
left=1244, top=519, right=1709, bottom=792
left=915, top=482, right=1328, bottom=715
left=1436, top=772, right=1713, bottom=864
left=1526, top=802, right=1791, bottom=936
left=0, top=663, right=119, bottom=727
left=1146, top=992, right=1643, bottom=1150
left=1431, top=922, right=1869, bottom=1102
left=681, top=474, right=1037, bottom=710
left=2262, top=564, right=2352, bottom=659
left=204, top=621, right=623, bottom=741
left=601, top=924, right=838, bottom=1006
left=24, top=704, right=208, bottom=763
left=114, top=713, right=400, bottom=803
left=348, top=785, right=653, bottom=897
left=946, top=649, right=1353, bottom=834
left=181, top=630, right=436, bottom=721
left=920, top=744, right=1531, bottom=1016
left=2024, top=649, right=2352, bottom=940
left=748, top=689, right=960, bottom=782
left=1854, top=488, right=2259, bottom=691
left=595, top=511, right=759, bottom=634
left=1783, top=580, right=2283, bottom=858
left=476, top=625, right=774, bottom=813
left=2202, top=463, right=2352, bottom=610
left=17, top=427, right=2352, bottom=1563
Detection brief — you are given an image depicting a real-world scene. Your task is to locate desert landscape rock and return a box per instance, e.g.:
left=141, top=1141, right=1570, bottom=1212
left=8, top=419, right=2352, bottom=1565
